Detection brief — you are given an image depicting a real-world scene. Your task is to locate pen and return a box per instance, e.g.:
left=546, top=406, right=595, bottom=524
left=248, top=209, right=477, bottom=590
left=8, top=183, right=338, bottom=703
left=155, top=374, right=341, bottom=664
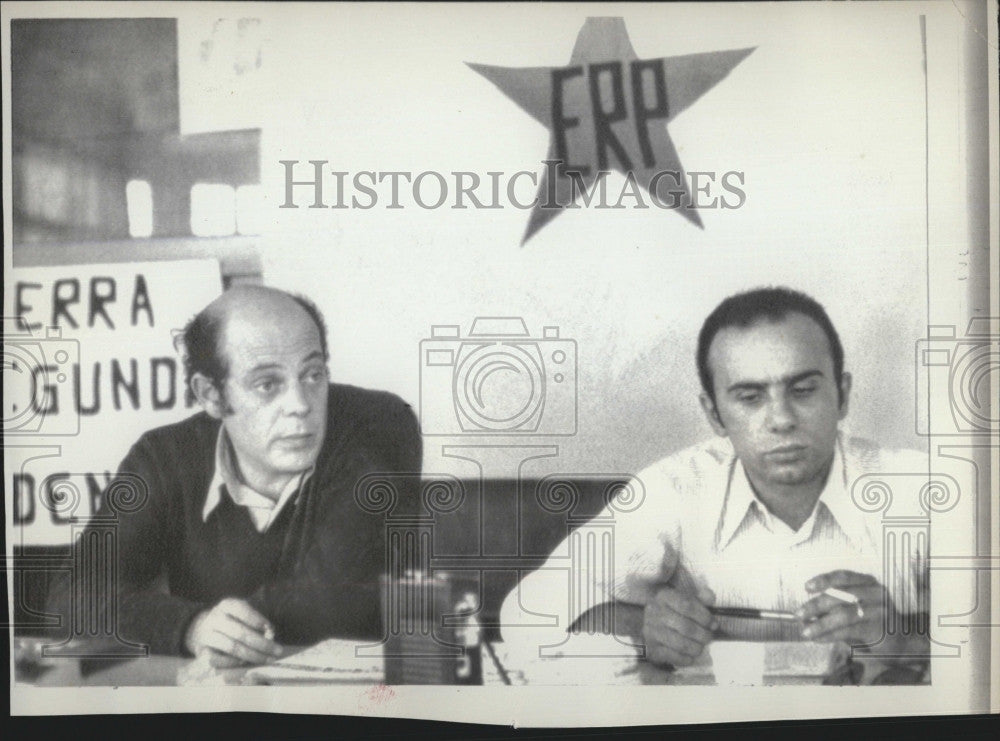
left=707, top=588, right=862, bottom=624
left=708, top=606, right=799, bottom=622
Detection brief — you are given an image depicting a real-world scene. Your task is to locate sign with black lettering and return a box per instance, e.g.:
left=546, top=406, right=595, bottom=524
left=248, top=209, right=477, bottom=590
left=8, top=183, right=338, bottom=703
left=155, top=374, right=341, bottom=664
left=3, top=260, right=221, bottom=545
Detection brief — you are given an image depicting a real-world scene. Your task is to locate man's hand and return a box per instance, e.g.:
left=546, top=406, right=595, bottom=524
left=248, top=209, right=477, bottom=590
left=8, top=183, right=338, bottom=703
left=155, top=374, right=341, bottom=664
left=642, top=579, right=718, bottom=668
left=184, top=598, right=283, bottom=668
left=797, top=570, right=927, bottom=660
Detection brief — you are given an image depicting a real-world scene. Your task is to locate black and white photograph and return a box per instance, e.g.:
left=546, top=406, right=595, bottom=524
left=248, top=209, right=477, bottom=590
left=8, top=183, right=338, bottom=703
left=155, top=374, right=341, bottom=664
left=3, top=0, right=997, bottom=726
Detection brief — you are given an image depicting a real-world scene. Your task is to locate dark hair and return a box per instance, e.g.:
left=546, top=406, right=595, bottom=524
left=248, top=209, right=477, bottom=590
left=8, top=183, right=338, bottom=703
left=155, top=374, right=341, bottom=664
left=181, top=292, right=329, bottom=404
left=696, top=287, right=844, bottom=403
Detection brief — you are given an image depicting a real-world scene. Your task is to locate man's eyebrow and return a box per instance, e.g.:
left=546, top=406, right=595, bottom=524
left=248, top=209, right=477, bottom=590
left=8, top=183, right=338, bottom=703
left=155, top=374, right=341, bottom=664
left=785, top=370, right=824, bottom=385
left=244, top=351, right=324, bottom=376
left=725, top=381, right=766, bottom=394
left=247, top=362, right=282, bottom=375
left=725, top=370, right=825, bottom=394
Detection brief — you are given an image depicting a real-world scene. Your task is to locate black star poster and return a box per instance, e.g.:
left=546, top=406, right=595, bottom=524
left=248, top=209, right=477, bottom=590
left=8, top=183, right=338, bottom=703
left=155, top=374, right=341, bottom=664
left=469, top=17, right=754, bottom=241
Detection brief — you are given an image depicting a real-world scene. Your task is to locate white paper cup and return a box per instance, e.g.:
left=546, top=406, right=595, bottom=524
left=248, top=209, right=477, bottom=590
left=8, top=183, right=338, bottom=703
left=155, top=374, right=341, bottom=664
left=709, top=641, right=766, bottom=686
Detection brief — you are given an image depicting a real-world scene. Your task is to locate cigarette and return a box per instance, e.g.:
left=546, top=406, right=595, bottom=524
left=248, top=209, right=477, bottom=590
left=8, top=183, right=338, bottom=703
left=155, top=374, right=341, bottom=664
left=823, top=587, right=859, bottom=605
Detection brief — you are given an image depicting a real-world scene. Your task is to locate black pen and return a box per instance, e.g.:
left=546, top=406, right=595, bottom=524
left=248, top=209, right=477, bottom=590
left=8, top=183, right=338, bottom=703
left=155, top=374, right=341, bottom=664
left=709, top=606, right=799, bottom=622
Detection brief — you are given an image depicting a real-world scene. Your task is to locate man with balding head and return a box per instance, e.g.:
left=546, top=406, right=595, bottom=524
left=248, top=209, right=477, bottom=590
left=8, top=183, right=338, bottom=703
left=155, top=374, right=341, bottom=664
left=48, top=287, right=421, bottom=667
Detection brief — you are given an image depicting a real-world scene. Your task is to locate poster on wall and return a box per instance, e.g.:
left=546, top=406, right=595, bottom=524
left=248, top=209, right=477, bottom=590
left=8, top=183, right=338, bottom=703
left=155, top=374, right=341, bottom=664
left=2, top=0, right=997, bottom=729
left=4, top=260, right=222, bottom=545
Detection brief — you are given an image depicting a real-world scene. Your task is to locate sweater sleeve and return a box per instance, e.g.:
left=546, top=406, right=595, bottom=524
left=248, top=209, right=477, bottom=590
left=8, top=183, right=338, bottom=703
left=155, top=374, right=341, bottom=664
left=250, top=396, right=423, bottom=644
left=45, top=435, right=207, bottom=656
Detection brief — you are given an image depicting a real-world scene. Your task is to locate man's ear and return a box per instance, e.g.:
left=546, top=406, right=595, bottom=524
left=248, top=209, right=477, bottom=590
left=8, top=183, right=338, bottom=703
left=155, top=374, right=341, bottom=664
left=191, top=373, right=225, bottom=419
left=837, top=371, right=853, bottom=420
left=699, top=392, right=727, bottom=437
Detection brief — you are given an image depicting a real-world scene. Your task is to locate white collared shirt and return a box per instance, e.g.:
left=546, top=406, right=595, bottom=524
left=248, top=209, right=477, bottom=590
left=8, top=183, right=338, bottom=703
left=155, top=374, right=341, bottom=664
left=202, top=428, right=313, bottom=533
left=501, top=433, right=930, bottom=644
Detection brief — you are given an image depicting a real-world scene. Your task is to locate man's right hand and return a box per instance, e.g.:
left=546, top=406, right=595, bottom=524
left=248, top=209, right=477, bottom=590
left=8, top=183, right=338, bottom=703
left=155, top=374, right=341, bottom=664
left=184, top=598, right=283, bottom=668
left=642, top=580, right=718, bottom=668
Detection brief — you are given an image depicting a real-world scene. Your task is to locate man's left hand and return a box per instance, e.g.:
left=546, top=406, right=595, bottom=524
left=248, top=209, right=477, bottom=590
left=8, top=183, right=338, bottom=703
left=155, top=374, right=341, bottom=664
left=796, top=570, right=893, bottom=647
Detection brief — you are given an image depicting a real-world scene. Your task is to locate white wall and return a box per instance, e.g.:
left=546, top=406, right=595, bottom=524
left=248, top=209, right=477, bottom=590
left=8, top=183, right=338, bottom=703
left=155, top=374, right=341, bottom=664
left=254, top=3, right=947, bottom=478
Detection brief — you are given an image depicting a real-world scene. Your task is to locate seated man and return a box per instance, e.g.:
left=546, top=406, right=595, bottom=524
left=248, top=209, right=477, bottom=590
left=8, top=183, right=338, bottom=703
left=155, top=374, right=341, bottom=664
left=500, top=287, right=929, bottom=682
left=47, top=286, right=421, bottom=667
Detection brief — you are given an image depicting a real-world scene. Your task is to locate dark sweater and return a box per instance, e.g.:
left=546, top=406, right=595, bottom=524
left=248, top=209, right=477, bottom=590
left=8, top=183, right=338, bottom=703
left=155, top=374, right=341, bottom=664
left=46, top=383, right=422, bottom=656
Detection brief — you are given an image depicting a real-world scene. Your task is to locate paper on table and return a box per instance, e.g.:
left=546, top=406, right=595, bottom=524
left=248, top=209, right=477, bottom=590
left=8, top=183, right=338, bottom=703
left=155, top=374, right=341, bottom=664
left=497, top=634, right=842, bottom=685
left=243, top=638, right=383, bottom=685
left=177, top=652, right=235, bottom=686
left=709, top=641, right=767, bottom=685
left=493, top=634, right=645, bottom=685
left=673, top=641, right=844, bottom=683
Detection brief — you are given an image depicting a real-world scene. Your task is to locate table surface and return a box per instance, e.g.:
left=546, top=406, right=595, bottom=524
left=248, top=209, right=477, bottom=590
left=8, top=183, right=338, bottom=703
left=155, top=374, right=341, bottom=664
left=17, top=604, right=922, bottom=687
left=18, top=639, right=832, bottom=687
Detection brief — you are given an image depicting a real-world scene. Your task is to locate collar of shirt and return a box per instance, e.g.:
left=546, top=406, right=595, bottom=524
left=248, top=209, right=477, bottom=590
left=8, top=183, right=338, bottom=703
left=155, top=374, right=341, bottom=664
left=716, top=435, right=870, bottom=552
left=202, top=427, right=313, bottom=533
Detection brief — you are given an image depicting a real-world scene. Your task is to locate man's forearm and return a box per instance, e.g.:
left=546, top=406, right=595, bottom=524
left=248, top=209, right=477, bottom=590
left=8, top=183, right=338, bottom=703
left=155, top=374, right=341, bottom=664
left=46, top=572, right=205, bottom=657
left=570, top=601, right=645, bottom=639
left=117, top=589, right=208, bottom=656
